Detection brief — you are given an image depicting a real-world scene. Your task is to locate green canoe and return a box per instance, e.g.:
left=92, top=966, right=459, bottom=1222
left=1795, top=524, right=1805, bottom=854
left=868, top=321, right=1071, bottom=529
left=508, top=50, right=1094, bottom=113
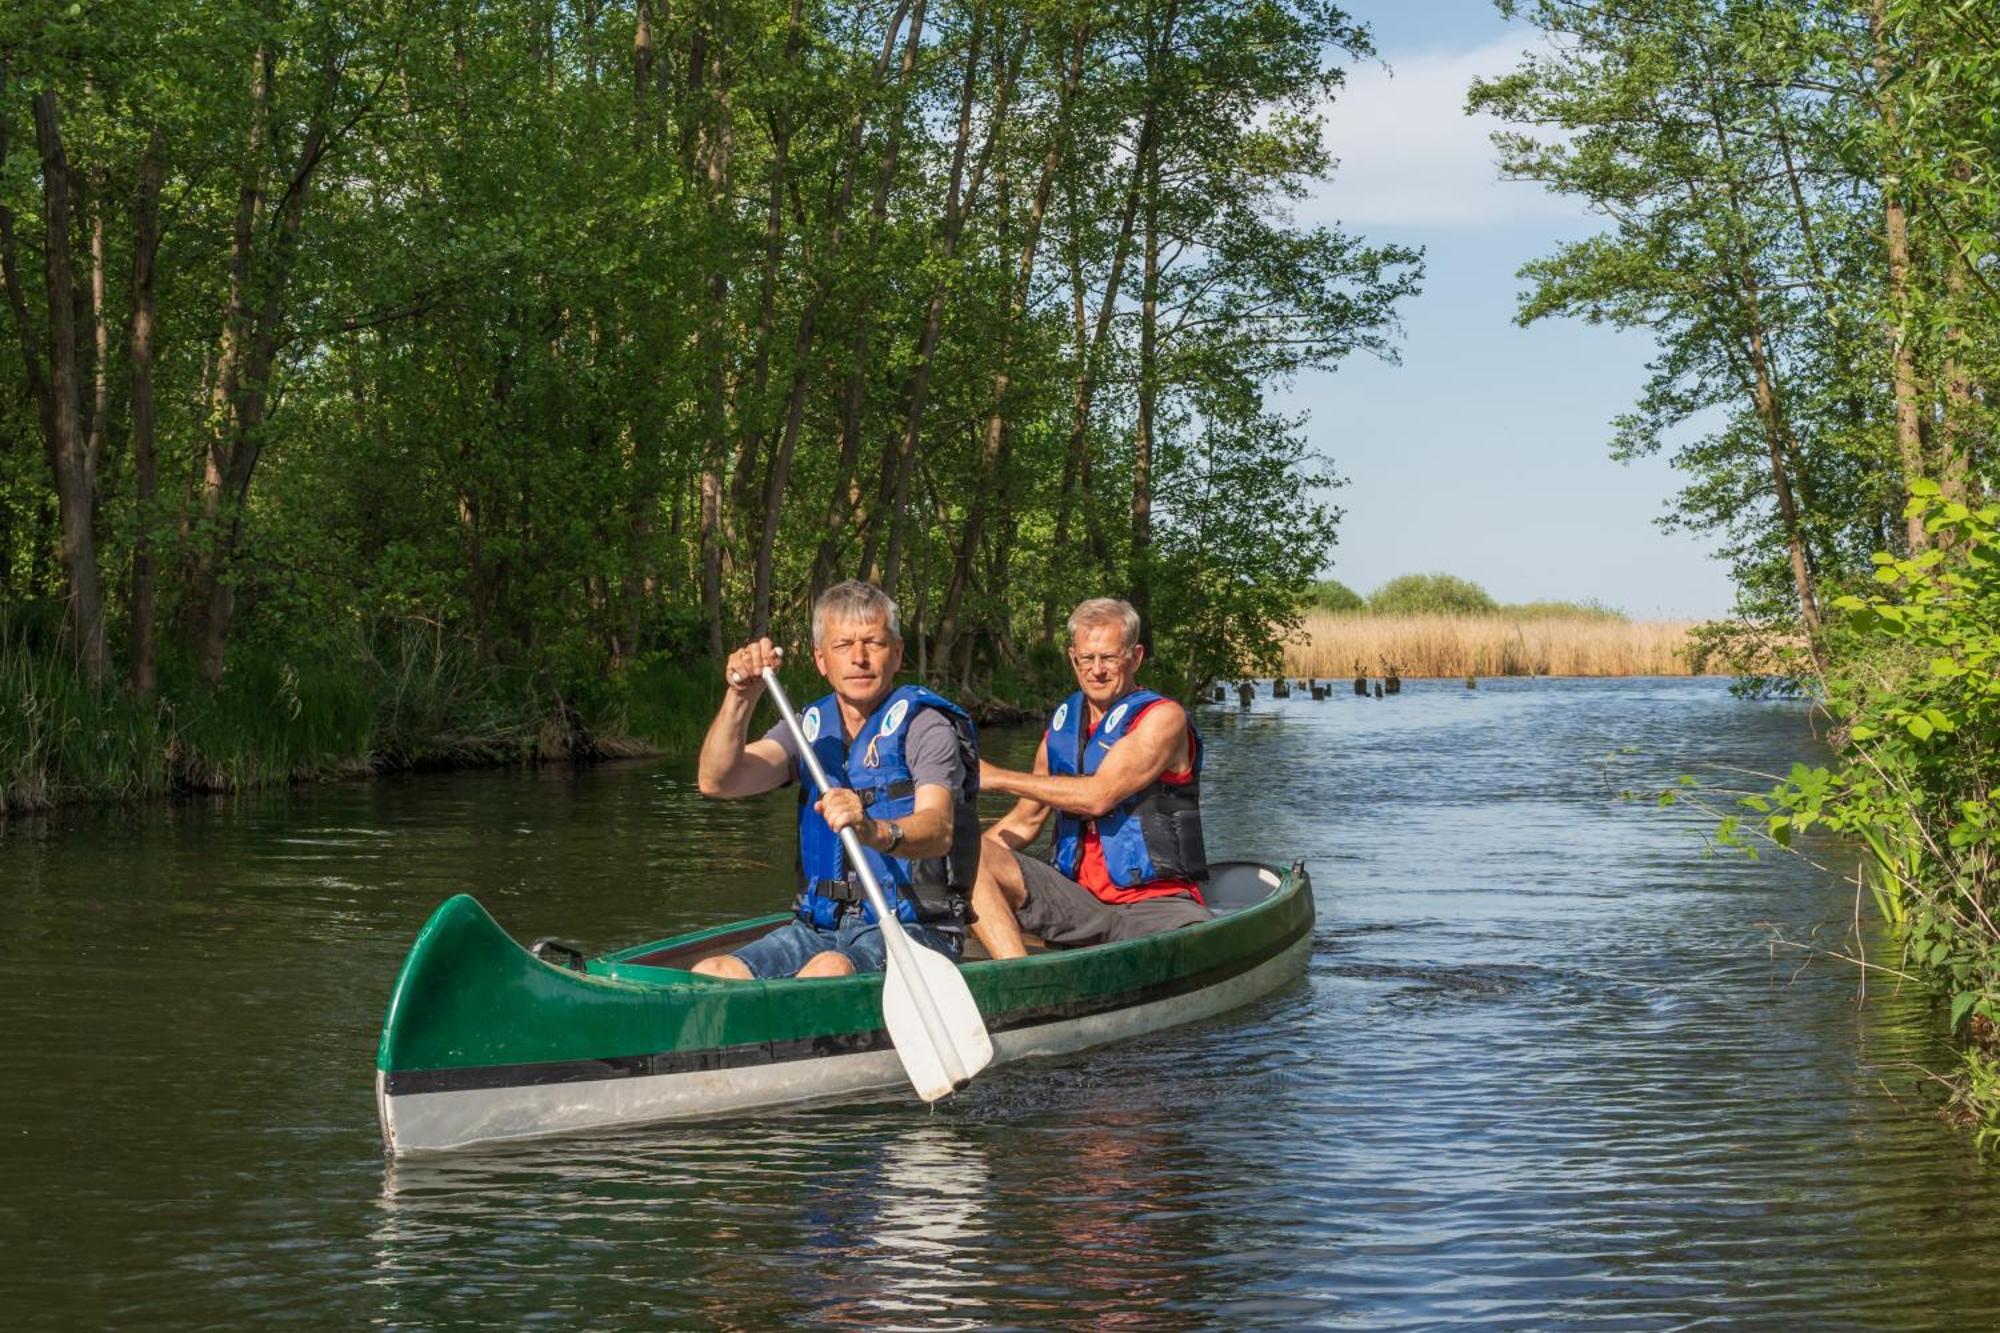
left=376, top=860, right=1314, bottom=1155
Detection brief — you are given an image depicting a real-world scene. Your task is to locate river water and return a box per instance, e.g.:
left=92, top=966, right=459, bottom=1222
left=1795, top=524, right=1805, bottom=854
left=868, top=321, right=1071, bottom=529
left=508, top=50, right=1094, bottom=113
left=3, top=677, right=1997, bottom=1328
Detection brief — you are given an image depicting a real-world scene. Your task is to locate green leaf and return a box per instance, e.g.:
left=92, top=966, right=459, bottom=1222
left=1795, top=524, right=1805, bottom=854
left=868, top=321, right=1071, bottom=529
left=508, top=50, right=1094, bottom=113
left=1952, top=992, right=1978, bottom=1029
left=1907, top=715, right=1935, bottom=740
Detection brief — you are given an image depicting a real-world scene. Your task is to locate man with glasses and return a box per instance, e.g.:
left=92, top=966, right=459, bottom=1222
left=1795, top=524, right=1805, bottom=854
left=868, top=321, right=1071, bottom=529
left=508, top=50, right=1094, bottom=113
left=692, top=580, right=980, bottom=979
left=968, top=598, right=1210, bottom=959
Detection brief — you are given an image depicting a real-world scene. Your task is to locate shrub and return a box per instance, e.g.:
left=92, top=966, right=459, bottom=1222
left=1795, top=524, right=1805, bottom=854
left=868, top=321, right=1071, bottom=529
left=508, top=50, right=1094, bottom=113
left=1746, top=488, right=2000, bottom=1134
left=1310, top=577, right=1366, bottom=612
left=1368, top=573, right=1497, bottom=616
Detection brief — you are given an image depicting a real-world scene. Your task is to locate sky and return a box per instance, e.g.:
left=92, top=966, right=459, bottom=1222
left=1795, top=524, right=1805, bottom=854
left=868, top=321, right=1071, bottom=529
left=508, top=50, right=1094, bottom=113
left=1275, top=0, right=1739, bottom=618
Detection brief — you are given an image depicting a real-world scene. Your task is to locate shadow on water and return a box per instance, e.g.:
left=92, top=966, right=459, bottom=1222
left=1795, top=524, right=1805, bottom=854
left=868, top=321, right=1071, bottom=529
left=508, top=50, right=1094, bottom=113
left=7, top=677, right=2000, bottom=1327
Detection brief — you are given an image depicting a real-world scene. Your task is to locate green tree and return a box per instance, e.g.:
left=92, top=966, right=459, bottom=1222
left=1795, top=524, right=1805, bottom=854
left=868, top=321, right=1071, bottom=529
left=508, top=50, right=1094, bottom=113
left=1368, top=573, right=1496, bottom=616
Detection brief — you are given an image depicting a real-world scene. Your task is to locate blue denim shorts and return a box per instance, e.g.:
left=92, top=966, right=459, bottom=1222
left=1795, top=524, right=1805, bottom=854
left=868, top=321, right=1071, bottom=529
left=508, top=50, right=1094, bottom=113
left=730, top=914, right=963, bottom=980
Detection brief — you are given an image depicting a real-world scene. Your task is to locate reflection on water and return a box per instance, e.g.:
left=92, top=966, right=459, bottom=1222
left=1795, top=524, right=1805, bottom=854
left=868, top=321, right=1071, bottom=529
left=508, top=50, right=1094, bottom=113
left=6, top=678, right=2000, bottom=1327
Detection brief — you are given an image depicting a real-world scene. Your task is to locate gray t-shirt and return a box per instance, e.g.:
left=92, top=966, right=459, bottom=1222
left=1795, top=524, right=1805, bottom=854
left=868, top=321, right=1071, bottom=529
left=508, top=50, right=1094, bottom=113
left=763, top=705, right=965, bottom=798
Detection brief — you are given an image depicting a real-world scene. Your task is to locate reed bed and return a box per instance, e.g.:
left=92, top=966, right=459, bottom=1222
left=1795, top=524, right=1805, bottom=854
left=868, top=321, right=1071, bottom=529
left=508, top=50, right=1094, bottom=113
left=1285, top=612, right=1705, bottom=678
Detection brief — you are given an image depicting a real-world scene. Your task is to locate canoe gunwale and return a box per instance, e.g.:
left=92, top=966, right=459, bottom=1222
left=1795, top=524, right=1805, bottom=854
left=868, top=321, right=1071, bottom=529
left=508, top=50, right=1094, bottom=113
left=597, top=859, right=1296, bottom=980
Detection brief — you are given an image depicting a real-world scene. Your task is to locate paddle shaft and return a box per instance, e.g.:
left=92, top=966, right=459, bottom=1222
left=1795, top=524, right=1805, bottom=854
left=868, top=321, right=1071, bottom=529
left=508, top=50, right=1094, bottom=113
left=759, top=668, right=970, bottom=1085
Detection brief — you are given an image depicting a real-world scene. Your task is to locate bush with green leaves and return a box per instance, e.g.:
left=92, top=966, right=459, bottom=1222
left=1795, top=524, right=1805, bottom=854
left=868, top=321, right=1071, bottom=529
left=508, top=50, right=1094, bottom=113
left=1744, top=485, right=2000, bottom=1125
left=1368, top=573, right=1497, bottom=616
left=1310, top=578, right=1365, bottom=612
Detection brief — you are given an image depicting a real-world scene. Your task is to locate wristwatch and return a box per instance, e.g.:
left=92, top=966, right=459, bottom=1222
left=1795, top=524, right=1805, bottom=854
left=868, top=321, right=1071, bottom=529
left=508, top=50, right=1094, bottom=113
left=881, top=819, right=904, bottom=853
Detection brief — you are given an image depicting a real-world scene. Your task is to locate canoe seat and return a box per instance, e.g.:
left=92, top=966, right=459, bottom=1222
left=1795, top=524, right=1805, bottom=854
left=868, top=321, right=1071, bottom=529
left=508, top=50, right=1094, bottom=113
left=1202, top=860, right=1292, bottom=914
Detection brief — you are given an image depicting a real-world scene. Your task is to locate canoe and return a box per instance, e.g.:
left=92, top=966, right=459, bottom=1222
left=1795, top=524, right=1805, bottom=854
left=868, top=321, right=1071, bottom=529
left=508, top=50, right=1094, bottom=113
left=375, top=859, right=1313, bottom=1155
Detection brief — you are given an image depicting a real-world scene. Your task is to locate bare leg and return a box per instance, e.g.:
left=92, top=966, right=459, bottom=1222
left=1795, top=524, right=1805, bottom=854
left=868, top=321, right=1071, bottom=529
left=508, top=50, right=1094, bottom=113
left=691, top=955, right=752, bottom=980
left=795, top=950, right=857, bottom=978
left=968, top=838, right=1030, bottom=961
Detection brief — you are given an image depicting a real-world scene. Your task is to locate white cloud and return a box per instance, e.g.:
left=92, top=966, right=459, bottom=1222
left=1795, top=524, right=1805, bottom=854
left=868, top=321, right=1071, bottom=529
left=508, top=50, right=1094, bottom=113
left=1300, top=37, right=1583, bottom=230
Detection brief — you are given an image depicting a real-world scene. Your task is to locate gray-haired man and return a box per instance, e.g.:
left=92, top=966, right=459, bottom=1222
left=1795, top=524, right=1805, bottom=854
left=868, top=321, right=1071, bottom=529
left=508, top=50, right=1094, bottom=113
left=969, top=597, right=1211, bottom=960
left=693, top=580, right=982, bottom=979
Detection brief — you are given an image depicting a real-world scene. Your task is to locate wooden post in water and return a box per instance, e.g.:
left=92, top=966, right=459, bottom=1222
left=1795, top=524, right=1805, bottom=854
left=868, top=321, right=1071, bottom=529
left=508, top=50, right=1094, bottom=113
left=1273, top=677, right=1291, bottom=699
left=1237, top=680, right=1255, bottom=708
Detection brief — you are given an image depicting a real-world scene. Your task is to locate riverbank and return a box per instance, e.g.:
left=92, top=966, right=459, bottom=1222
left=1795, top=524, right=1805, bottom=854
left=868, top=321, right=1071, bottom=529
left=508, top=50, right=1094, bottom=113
left=1286, top=611, right=1704, bottom=678
left=1, top=633, right=1050, bottom=817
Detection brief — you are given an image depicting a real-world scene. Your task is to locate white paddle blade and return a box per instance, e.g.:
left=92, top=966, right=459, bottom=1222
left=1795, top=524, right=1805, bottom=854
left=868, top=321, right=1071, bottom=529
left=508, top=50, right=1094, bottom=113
left=880, top=943, right=994, bottom=1102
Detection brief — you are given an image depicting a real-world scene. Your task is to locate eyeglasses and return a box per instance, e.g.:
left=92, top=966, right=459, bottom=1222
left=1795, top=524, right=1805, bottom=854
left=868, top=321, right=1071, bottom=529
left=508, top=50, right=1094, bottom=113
left=1069, top=651, right=1130, bottom=670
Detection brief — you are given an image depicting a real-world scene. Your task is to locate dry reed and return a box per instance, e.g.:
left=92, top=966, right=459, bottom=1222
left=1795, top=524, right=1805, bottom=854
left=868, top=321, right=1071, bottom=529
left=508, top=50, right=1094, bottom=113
left=1284, top=612, right=1705, bottom=678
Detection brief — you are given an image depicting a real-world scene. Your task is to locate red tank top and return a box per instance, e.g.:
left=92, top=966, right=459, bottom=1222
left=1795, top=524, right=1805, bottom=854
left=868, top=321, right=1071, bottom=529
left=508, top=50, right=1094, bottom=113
left=1075, top=699, right=1203, bottom=906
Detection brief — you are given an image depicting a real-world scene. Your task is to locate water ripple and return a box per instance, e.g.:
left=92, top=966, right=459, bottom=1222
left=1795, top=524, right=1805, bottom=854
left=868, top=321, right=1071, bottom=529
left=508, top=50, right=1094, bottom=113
left=4, top=679, right=1997, bottom=1328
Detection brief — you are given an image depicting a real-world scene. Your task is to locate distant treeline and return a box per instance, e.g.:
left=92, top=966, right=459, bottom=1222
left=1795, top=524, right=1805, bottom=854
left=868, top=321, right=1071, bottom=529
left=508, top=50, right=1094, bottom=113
left=0, top=0, right=1420, bottom=732
left=1310, top=574, right=1626, bottom=621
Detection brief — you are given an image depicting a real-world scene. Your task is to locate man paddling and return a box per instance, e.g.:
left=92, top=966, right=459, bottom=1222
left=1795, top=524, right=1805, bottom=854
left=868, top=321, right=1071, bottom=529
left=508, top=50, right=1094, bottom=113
left=968, top=597, right=1210, bottom=959
left=693, top=580, right=980, bottom=979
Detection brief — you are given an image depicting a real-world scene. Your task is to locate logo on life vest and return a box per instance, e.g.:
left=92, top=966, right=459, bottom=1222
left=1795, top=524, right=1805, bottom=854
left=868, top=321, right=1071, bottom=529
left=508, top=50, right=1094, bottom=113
left=882, top=698, right=910, bottom=736
left=802, top=706, right=821, bottom=742
left=1051, top=702, right=1069, bottom=732
left=1102, top=702, right=1131, bottom=735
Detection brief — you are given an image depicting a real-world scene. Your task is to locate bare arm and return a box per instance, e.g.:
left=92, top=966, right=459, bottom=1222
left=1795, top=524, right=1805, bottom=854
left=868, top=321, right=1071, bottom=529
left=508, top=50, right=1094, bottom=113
left=979, top=702, right=1187, bottom=819
left=817, top=783, right=955, bottom=859
left=983, top=737, right=1053, bottom=851
left=697, top=639, right=794, bottom=799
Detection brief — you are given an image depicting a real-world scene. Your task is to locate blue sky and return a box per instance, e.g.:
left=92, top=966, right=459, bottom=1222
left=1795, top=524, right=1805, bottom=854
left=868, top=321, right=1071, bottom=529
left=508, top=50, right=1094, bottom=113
left=1275, top=0, right=1738, bottom=617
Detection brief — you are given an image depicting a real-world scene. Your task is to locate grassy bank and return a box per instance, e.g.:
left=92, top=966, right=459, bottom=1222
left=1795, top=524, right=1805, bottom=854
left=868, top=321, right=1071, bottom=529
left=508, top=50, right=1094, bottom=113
left=1286, top=612, right=1702, bottom=678
left=1, top=621, right=1061, bottom=816
left=0, top=623, right=644, bottom=815
left=1739, top=494, right=2000, bottom=1140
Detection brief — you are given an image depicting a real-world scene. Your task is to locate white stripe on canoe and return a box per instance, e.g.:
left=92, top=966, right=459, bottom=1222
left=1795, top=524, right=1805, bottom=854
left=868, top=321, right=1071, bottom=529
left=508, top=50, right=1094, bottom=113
left=381, top=932, right=1310, bottom=1155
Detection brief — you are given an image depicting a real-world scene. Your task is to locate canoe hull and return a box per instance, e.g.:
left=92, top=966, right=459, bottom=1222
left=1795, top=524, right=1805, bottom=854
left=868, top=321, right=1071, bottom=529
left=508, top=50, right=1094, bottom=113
left=377, top=861, right=1313, bottom=1155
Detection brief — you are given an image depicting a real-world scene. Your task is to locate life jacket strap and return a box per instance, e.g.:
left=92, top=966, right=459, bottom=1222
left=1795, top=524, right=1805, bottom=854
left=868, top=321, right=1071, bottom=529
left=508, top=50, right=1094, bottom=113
left=859, top=780, right=915, bottom=808
left=810, top=877, right=867, bottom=904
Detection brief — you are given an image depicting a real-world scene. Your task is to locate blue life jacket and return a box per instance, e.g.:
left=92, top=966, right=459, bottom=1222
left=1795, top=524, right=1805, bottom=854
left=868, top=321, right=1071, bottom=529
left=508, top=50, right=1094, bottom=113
left=795, top=684, right=981, bottom=930
left=1047, top=688, right=1208, bottom=889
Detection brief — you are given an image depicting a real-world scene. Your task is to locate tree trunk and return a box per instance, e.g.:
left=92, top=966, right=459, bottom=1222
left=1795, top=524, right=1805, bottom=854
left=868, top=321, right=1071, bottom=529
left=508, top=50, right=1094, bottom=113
left=876, top=13, right=1027, bottom=598
left=811, top=0, right=929, bottom=598
left=129, top=132, right=165, bottom=698
left=1873, top=0, right=1928, bottom=552
left=1702, top=104, right=1821, bottom=641
left=85, top=192, right=109, bottom=493
left=691, top=18, right=733, bottom=655
left=1131, top=113, right=1161, bottom=644
left=191, top=52, right=331, bottom=684
left=1039, top=2, right=1175, bottom=638
left=31, top=93, right=109, bottom=683
left=1940, top=165, right=1977, bottom=507
left=933, top=21, right=1087, bottom=666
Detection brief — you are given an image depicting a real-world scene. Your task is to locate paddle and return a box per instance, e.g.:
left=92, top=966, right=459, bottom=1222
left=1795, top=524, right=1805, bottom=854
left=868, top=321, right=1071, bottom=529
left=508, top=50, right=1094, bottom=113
left=759, top=665, right=994, bottom=1101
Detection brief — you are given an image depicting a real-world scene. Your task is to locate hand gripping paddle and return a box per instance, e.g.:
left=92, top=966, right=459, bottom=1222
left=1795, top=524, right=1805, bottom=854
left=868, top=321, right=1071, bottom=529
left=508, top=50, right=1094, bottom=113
left=760, top=667, right=993, bottom=1101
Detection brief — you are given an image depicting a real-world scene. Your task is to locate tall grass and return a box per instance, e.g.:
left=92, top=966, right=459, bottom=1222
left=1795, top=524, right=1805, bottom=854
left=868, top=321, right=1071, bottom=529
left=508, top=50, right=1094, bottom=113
left=0, top=616, right=646, bottom=815
left=1285, top=612, right=1703, bottom=678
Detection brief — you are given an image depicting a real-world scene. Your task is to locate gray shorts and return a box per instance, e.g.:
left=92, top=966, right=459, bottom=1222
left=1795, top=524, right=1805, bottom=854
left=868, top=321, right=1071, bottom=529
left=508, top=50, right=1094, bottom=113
left=1011, top=851, right=1212, bottom=947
